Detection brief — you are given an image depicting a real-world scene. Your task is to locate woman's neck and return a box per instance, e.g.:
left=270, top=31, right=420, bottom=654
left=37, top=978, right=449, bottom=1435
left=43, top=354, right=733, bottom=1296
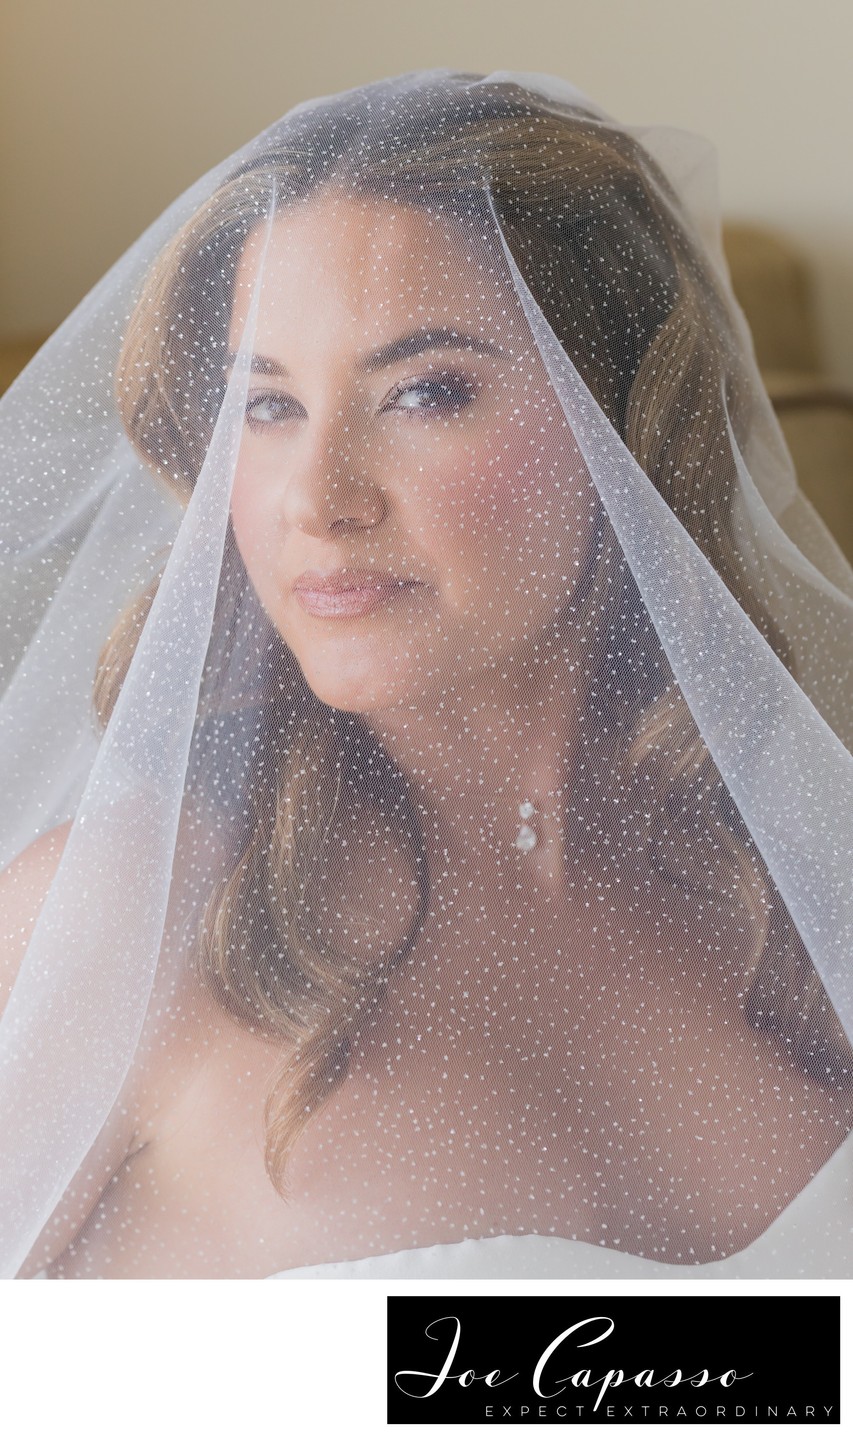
left=364, top=618, right=590, bottom=888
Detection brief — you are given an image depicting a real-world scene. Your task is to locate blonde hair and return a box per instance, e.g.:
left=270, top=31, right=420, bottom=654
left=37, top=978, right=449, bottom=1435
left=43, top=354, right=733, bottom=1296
left=101, top=80, right=852, bottom=1195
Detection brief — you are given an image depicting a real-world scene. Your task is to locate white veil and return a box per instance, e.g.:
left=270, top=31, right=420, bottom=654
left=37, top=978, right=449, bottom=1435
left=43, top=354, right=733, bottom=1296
left=2, top=68, right=853, bottom=1279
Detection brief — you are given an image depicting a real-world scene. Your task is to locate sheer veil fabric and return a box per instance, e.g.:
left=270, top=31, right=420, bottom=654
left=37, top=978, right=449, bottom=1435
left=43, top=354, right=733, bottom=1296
left=2, top=69, right=853, bottom=1279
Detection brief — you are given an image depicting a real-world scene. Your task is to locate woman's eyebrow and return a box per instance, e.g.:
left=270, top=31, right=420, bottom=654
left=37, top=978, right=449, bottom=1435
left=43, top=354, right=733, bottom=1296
left=223, top=326, right=508, bottom=376
left=359, top=326, right=508, bottom=372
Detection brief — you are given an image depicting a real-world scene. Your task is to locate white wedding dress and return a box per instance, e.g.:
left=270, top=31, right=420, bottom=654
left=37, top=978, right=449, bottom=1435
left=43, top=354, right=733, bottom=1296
left=268, top=1124, right=853, bottom=1280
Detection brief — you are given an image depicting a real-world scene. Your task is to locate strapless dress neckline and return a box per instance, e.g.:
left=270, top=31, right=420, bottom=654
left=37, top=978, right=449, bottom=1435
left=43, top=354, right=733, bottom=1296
left=267, top=1123, right=853, bottom=1280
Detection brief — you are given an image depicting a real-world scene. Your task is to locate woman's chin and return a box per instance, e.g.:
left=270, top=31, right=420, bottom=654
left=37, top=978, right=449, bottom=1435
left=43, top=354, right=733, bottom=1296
left=295, top=663, right=426, bottom=715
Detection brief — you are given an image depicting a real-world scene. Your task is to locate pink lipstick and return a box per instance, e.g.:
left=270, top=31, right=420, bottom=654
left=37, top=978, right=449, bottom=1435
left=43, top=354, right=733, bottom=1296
left=292, top=569, right=425, bottom=618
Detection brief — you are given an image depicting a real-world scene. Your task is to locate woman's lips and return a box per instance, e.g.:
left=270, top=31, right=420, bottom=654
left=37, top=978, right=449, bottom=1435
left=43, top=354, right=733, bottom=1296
left=292, top=574, right=426, bottom=618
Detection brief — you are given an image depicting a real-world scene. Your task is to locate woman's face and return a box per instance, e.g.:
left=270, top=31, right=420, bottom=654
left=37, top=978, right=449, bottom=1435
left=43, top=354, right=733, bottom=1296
left=227, top=187, right=596, bottom=714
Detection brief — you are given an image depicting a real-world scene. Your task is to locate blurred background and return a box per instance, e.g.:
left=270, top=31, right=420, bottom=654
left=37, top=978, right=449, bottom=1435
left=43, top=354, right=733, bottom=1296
left=2, top=0, right=852, bottom=552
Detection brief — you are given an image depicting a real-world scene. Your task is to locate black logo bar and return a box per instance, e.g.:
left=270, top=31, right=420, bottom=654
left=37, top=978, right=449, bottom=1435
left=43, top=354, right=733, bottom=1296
left=387, top=1295, right=839, bottom=1425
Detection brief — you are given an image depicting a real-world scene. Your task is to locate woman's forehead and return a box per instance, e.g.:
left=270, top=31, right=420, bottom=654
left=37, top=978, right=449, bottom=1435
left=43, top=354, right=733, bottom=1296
left=229, top=188, right=527, bottom=351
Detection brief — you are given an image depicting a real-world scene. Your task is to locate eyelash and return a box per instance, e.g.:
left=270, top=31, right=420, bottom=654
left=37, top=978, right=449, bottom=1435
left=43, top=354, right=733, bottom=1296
left=243, top=371, right=478, bottom=429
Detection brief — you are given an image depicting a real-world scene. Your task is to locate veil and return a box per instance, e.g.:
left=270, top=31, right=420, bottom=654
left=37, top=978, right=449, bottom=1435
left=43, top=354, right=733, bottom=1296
left=2, top=68, right=853, bottom=1279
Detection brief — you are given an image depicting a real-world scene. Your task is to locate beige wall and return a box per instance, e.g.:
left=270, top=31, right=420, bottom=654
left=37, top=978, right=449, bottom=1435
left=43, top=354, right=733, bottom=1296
left=3, top=0, right=853, bottom=380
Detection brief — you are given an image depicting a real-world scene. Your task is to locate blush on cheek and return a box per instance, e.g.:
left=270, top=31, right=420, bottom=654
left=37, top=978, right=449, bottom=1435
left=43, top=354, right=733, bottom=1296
left=444, top=426, right=564, bottom=535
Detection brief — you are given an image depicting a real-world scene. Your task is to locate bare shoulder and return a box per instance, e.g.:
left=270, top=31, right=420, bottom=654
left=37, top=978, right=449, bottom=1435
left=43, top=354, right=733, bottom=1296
left=0, top=819, right=74, bottom=1013
left=0, top=821, right=140, bottom=1275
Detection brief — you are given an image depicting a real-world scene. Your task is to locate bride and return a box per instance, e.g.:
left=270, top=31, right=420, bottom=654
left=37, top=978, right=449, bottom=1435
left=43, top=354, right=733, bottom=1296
left=2, top=69, right=852, bottom=1279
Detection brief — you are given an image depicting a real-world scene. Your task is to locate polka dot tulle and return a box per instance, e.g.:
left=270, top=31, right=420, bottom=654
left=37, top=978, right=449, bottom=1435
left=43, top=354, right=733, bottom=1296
left=2, top=70, right=853, bottom=1279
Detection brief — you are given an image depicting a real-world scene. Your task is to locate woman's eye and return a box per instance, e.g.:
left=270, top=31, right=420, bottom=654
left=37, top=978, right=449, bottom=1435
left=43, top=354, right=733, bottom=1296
left=385, top=373, right=477, bottom=416
left=245, top=393, right=298, bottom=427
left=243, top=372, right=478, bottom=430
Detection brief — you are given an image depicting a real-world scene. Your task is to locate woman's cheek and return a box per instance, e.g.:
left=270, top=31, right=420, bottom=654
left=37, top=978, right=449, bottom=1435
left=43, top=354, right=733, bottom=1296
left=436, top=422, right=556, bottom=544
left=433, top=422, right=593, bottom=620
left=230, top=467, right=280, bottom=600
left=479, top=413, right=594, bottom=542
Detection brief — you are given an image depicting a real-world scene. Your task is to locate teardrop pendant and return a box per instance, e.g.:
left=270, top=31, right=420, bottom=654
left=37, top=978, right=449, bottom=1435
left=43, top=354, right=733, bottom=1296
left=514, top=800, right=537, bottom=851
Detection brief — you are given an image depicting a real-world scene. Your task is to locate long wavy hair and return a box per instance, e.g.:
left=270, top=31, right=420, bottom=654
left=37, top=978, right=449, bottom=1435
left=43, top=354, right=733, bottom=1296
left=97, top=76, right=852, bottom=1196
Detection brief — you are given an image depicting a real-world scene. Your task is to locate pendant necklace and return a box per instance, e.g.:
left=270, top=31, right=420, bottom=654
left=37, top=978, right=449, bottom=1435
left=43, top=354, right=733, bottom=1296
left=514, top=800, right=538, bottom=851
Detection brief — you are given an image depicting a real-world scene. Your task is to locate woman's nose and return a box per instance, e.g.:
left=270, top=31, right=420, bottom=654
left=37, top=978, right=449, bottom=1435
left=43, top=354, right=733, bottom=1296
left=280, top=428, right=388, bottom=537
